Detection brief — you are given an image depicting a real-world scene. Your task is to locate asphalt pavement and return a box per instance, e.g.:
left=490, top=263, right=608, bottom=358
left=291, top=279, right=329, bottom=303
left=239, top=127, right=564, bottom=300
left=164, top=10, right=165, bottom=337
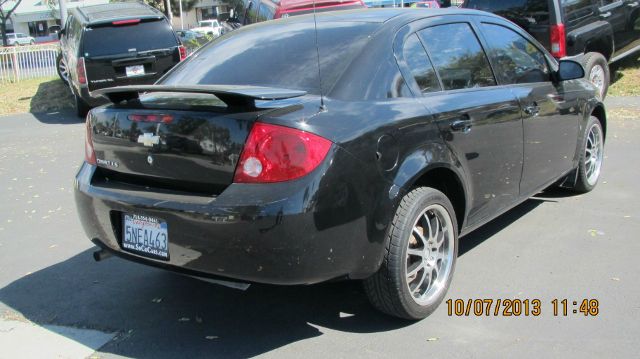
left=0, top=100, right=639, bottom=358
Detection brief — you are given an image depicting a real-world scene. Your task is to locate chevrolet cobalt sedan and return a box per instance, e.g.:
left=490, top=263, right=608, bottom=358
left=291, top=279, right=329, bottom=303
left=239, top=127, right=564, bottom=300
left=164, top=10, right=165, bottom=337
left=75, top=8, right=606, bottom=319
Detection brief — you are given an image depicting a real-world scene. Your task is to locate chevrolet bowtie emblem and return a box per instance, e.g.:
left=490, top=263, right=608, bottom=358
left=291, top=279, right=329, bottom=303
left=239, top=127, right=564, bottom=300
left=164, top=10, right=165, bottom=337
left=138, top=133, right=160, bottom=147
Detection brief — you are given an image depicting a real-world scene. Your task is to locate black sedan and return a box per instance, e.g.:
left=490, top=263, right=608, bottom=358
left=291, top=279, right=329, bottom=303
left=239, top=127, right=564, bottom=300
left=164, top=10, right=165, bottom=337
left=75, top=8, right=606, bottom=319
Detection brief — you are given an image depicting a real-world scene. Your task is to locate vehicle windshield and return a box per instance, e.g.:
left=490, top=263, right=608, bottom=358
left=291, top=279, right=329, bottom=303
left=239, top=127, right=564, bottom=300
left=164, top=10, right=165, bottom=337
left=160, top=19, right=379, bottom=95
left=83, top=19, right=178, bottom=57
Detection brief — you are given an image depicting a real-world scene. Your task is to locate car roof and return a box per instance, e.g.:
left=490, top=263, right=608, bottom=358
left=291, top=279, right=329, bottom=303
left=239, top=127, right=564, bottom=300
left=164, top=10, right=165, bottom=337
left=71, top=2, right=165, bottom=26
left=279, top=0, right=364, bottom=10
left=311, top=7, right=487, bottom=24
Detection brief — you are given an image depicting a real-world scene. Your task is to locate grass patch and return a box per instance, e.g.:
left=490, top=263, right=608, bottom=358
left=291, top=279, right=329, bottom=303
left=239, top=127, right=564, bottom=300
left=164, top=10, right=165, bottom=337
left=0, top=77, right=73, bottom=116
left=610, top=54, right=640, bottom=97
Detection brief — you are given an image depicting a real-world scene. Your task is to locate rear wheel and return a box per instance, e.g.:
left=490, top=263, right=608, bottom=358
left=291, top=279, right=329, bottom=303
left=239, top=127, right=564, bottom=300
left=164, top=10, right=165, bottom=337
left=581, top=52, right=609, bottom=100
left=364, top=187, right=458, bottom=320
left=56, top=54, right=69, bottom=85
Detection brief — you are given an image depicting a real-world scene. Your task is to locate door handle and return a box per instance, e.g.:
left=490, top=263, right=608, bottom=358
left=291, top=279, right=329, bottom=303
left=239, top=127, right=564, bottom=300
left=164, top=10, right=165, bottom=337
left=600, top=11, right=612, bottom=18
left=523, top=103, right=540, bottom=117
left=450, top=116, right=472, bottom=132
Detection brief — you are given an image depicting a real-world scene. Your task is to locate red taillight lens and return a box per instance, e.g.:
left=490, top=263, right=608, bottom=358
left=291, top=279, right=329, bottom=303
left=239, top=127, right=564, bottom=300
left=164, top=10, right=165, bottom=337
left=178, top=45, right=187, bottom=61
left=233, top=123, right=332, bottom=183
left=128, top=114, right=174, bottom=124
left=550, top=24, right=566, bottom=58
left=77, top=57, right=87, bottom=85
left=85, top=113, right=96, bottom=165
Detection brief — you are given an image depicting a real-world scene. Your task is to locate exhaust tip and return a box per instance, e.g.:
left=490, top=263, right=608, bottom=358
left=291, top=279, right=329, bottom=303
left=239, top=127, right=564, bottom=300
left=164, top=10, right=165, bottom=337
left=93, top=249, right=112, bottom=262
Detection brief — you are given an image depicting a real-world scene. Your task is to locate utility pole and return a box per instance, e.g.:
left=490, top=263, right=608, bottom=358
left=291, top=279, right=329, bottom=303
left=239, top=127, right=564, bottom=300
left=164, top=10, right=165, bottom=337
left=179, top=0, right=183, bottom=30
left=164, top=0, right=173, bottom=24
left=59, top=0, right=67, bottom=25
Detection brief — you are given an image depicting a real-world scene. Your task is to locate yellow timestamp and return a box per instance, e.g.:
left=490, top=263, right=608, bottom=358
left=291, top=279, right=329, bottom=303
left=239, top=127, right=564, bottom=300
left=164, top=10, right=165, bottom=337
left=446, top=299, right=599, bottom=317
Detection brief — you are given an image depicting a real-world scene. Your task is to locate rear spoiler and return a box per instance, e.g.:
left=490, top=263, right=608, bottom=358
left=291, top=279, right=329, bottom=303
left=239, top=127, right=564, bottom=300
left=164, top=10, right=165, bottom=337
left=94, top=85, right=307, bottom=107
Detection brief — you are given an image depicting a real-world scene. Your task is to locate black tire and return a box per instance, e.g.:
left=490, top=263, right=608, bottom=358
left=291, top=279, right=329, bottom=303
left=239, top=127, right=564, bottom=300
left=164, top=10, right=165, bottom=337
left=572, top=116, right=605, bottom=193
left=56, top=53, right=69, bottom=86
left=364, top=187, right=458, bottom=320
left=75, top=92, right=91, bottom=118
left=581, top=52, right=610, bottom=100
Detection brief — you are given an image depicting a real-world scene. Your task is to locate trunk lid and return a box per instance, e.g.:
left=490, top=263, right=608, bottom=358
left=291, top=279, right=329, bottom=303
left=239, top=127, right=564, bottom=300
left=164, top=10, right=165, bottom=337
left=89, top=86, right=307, bottom=195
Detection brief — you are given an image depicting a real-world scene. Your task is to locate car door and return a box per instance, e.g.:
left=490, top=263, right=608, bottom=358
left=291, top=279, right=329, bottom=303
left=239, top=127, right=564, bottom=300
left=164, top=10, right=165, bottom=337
left=477, top=19, right=581, bottom=196
left=399, top=20, right=524, bottom=226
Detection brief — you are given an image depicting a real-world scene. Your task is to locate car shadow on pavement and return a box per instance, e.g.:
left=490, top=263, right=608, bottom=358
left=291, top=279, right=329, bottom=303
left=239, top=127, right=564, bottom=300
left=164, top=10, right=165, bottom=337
left=459, top=198, right=546, bottom=256
left=30, top=109, right=83, bottom=125
left=0, top=197, right=552, bottom=358
left=0, top=249, right=408, bottom=358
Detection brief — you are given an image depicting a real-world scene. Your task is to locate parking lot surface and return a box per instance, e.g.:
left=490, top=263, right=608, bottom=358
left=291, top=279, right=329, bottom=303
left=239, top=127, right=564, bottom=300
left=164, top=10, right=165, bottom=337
left=0, top=104, right=639, bottom=358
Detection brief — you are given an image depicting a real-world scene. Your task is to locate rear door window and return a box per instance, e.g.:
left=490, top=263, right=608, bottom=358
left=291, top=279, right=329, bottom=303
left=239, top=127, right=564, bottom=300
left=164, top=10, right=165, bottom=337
left=402, top=34, right=441, bottom=94
left=480, top=23, right=551, bottom=84
left=418, top=23, right=496, bottom=91
left=82, top=19, right=178, bottom=57
left=561, top=0, right=597, bottom=24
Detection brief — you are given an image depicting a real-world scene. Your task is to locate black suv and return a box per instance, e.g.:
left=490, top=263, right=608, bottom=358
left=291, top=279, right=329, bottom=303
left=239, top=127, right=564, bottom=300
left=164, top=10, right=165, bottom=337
left=57, top=2, right=186, bottom=116
left=462, top=0, right=640, bottom=99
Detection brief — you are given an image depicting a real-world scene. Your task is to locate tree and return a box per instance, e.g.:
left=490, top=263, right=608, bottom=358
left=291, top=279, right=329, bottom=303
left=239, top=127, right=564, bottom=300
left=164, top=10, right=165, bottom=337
left=0, top=0, right=23, bottom=46
left=144, top=0, right=199, bottom=18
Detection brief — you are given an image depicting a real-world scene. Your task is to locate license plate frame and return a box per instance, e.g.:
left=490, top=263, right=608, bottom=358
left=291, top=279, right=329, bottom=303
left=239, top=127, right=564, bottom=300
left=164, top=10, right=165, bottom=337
left=125, top=65, right=145, bottom=77
left=122, top=213, right=169, bottom=260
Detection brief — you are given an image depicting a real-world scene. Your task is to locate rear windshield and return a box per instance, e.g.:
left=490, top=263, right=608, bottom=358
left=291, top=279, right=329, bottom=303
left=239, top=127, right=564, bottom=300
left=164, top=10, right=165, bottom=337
left=464, top=0, right=550, bottom=24
left=82, top=19, right=178, bottom=57
left=160, top=19, right=379, bottom=95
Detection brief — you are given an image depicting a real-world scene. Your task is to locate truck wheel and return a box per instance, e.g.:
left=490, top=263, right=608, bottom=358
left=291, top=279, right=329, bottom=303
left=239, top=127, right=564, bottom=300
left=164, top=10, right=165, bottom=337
left=364, top=187, right=458, bottom=320
left=581, top=52, right=609, bottom=100
left=572, top=116, right=605, bottom=193
left=56, top=54, right=69, bottom=85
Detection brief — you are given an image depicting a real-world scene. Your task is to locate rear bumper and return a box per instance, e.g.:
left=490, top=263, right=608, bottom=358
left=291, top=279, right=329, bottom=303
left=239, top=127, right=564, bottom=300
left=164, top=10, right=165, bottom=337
left=74, top=157, right=386, bottom=285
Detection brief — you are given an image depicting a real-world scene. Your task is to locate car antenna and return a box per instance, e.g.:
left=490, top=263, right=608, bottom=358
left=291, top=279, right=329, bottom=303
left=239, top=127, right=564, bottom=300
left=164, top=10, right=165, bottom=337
left=312, top=0, right=327, bottom=112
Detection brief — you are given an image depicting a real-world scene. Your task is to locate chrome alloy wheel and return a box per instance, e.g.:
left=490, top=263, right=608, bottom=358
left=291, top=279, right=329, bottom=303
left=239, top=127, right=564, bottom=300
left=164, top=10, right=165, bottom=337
left=585, top=123, right=604, bottom=186
left=589, top=64, right=606, bottom=99
left=405, top=204, right=455, bottom=306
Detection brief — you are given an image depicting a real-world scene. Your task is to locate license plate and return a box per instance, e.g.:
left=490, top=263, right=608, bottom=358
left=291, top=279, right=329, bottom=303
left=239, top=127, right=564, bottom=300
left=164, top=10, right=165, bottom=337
left=125, top=65, right=145, bottom=77
left=122, top=214, right=169, bottom=259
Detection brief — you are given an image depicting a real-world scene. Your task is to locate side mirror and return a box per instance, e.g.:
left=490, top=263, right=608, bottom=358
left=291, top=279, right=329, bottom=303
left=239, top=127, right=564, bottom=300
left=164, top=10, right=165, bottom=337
left=58, top=28, right=65, bottom=39
left=556, top=60, right=585, bottom=82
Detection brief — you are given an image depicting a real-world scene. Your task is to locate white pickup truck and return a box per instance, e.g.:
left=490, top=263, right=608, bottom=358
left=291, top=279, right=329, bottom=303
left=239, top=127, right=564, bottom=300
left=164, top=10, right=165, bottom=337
left=191, top=20, right=224, bottom=38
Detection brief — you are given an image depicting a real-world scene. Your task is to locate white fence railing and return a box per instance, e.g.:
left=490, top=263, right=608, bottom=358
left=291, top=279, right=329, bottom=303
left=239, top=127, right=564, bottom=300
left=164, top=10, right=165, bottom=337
left=0, top=44, right=59, bottom=84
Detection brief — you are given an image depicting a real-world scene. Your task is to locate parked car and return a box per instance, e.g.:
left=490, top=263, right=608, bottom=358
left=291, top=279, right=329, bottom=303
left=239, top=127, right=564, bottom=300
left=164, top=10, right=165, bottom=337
left=461, top=0, right=640, bottom=99
left=230, top=0, right=366, bottom=24
left=6, top=33, right=35, bottom=46
left=191, top=19, right=225, bottom=37
left=76, top=8, right=606, bottom=320
left=56, top=2, right=186, bottom=117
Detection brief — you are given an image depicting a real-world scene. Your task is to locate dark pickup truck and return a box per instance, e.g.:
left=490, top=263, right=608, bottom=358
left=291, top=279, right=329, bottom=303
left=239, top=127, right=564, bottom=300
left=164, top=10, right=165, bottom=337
left=462, top=0, right=640, bottom=99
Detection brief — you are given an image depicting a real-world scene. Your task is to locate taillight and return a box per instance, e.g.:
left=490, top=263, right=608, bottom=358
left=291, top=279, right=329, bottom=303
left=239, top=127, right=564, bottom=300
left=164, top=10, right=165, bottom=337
left=550, top=24, right=566, bottom=58
left=85, top=113, right=96, bottom=165
left=178, top=45, right=187, bottom=61
left=112, top=19, right=141, bottom=26
left=128, top=114, right=174, bottom=124
left=233, top=123, right=332, bottom=183
left=77, top=57, right=87, bottom=85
